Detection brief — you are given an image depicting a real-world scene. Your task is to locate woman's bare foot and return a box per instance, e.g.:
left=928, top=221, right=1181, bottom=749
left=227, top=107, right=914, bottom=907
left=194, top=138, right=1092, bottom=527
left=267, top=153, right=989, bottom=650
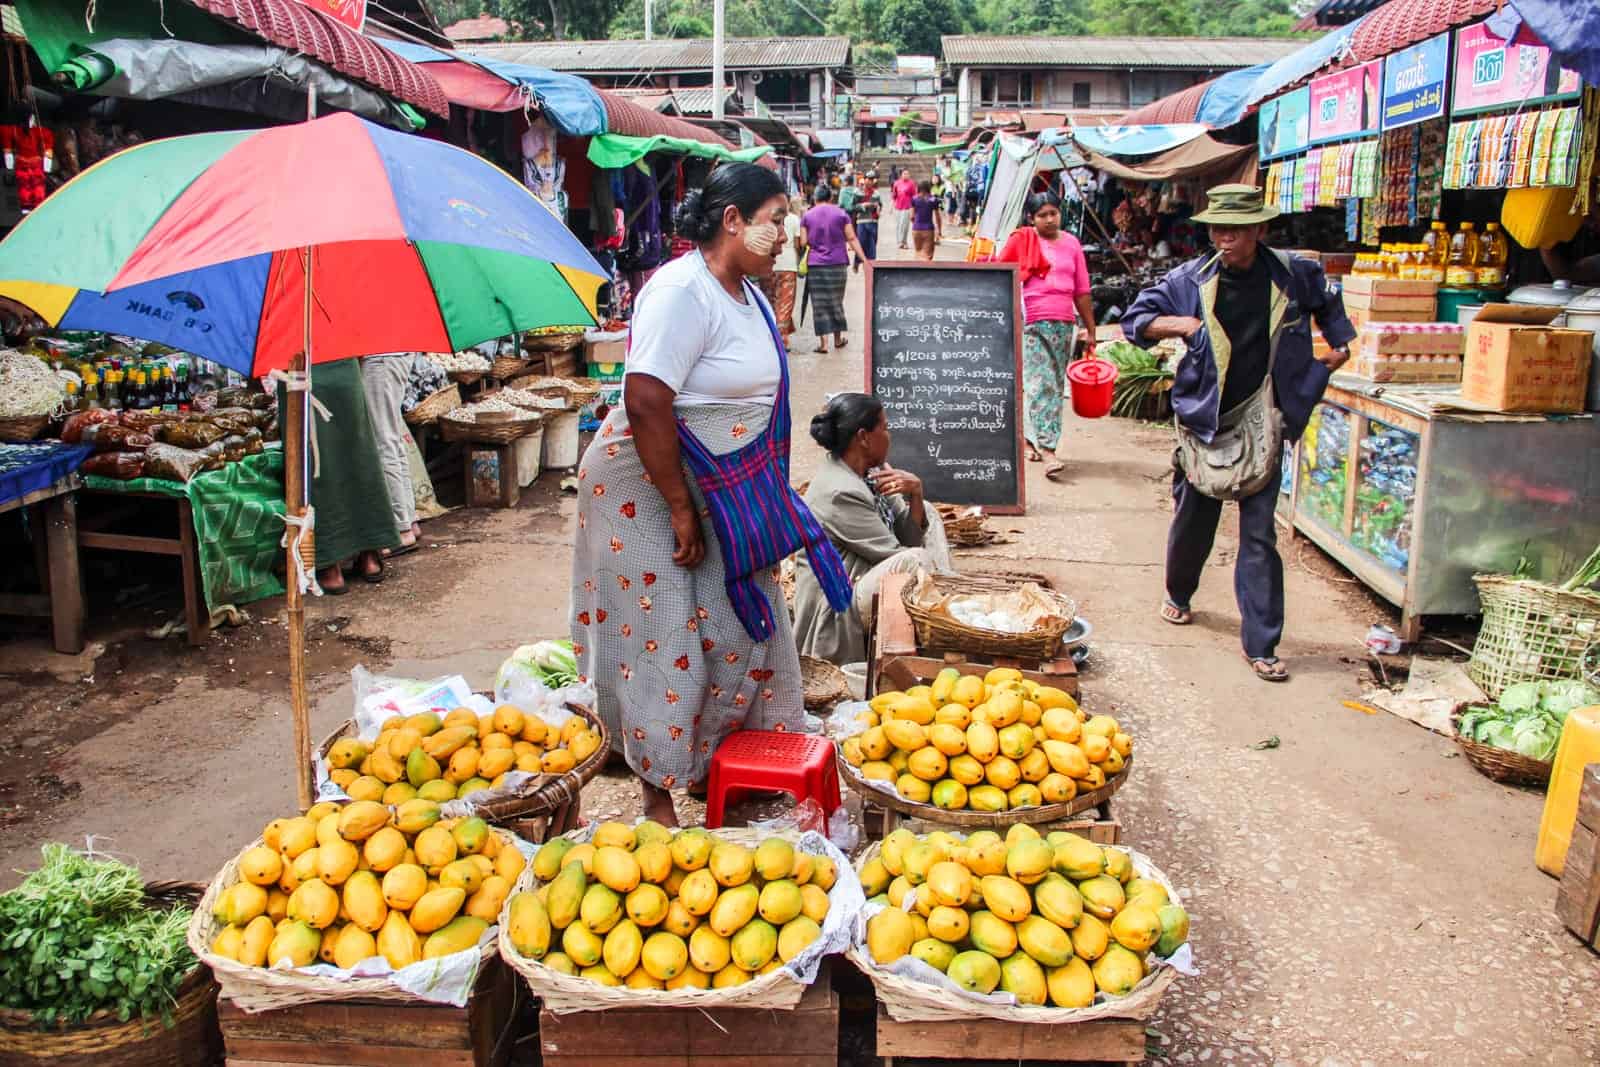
left=318, top=564, right=347, bottom=595
left=1026, top=444, right=1043, bottom=463
left=641, top=782, right=678, bottom=827
left=834, top=332, right=847, bottom=347
left=357, top=550, right=385, bottom=584
left=813, top=341, right=829, bottom=354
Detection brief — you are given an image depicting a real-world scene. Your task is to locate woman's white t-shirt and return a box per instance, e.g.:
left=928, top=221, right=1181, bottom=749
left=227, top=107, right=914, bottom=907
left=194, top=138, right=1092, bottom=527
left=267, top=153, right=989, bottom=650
left=624, top=252, right=781, bottom=407
left=773, top=213, right=803, bottom=272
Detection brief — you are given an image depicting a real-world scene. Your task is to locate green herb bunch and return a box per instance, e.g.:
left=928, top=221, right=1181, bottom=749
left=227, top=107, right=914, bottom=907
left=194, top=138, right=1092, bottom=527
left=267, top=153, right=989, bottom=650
left=0, top=844, right=196, bottom=1028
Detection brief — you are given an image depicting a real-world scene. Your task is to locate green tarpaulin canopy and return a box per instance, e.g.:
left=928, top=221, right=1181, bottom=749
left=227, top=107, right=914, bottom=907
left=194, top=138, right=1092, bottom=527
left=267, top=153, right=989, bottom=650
left=587, top=133, right=772, bottom=169
left=912, top=138, right=966, bottom=153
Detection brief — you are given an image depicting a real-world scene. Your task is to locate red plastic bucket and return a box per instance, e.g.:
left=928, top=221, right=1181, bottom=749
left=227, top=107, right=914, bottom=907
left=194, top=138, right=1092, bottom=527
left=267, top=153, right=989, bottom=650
left=1066, top=358, right=1119, bottom=419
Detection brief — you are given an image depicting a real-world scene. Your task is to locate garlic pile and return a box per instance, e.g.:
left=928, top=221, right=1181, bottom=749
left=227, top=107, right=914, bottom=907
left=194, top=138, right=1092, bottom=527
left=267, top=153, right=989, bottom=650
left=428, top=351, right=492, bottom=372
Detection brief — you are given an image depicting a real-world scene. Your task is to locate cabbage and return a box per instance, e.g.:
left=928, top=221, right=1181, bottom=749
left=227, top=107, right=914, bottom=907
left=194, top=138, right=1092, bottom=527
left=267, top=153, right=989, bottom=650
left=1497, top=682, right=1543, bottom=714
left=1509, top=714, right=1561, bottom=761
left=1474, top=720, right=1517, bottom=749
left=1539, top=680, right=1600, bottom=718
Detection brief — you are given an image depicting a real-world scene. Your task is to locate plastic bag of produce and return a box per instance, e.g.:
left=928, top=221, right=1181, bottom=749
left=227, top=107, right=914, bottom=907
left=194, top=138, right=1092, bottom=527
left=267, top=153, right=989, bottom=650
left=157, top=420, right=226, bottom=448
left=142, top=443, right=209, bottom=483
left=80, top=423, right=154, bottom=453
left=79, top=452, right=145, bottom=479
left=241, top=428, right=264, bottom=455
left=59, top=408, right=117, bottom=442
left=119, top=409, right=182, bottom=432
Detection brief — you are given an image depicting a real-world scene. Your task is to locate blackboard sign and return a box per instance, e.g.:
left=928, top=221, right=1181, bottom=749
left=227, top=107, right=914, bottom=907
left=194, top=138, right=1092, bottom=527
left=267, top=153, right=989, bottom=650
left=864, top=262, right=1024, bottom=514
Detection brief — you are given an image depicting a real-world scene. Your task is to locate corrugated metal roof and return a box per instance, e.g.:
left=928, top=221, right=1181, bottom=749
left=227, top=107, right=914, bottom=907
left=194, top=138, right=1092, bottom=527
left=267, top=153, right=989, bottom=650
left=443, top=16, right=509, bottom=42
left=188, top=0, right=449, bottom=116
left=1117, top=78, right=1216, bottom=125
left=940, top=35, right=1307, bottom=69
left=468, top=36, right=850, bottom=72
left=1347, top=0, right=1496, bottom=63
left=665, top=87, right=739, bottom=116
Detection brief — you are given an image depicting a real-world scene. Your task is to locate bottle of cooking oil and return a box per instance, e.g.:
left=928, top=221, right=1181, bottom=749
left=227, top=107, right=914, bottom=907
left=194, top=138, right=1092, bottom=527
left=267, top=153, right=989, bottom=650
left=1422, top=221, right=1449, bottom=276
left=1397, top=244, right=1418, bottom=279
left=1536, top=706, right=1600, bottom=876
left=1477, top=221, right=1508, bottom=287
left=1446, top=221, right=1480, bottom=287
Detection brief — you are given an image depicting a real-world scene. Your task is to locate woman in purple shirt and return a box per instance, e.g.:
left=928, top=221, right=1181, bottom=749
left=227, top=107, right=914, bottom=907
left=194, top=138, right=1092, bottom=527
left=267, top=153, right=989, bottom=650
left=910, top=180, right=942, bottom=262
left=798, top=185, right=868, bottom=354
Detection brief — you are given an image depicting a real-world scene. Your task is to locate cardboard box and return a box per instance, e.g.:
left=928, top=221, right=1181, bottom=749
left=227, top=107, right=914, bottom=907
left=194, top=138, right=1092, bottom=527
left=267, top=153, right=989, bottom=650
left=1347, top=306, right=1435, bottom=334
left=1343, top=291, right=1438, bottom=314
left=1341, top=275, right=1439, bottom=298
left=584, top=338, right=627, bottom=365
left=1462, top=303, right=1594, bottom=413
left=1359, top=323, right=1466, bottom=356
left=1349, top=354, right=1463, bottom=383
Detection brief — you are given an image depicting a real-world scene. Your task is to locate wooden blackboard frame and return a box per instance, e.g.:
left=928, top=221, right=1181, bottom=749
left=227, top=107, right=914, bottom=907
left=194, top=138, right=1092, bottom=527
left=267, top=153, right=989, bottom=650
left=863, top=260, right=1026, bottom=515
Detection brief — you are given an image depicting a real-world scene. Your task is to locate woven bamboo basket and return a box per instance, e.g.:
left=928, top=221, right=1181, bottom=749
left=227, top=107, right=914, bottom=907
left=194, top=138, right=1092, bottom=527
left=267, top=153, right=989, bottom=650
left=0, top=881, right=221, bottom=1067
left=507, top=374, right=604, bottom=409
left=936, top=503, right=994, bottom=548
left=445, top=369, right=487, bottom=386
left=315, top=701, right=609, bottom=828
left=838, top=751, right=1129, bottom=828
left=801, top=655, right=850, bottom=710
left=437, top=411, right=544, bottom=446
left=903, top=574, right=1076, bottom=661
left=1468, top=575, right=1600, bottom=699
left=402, top=383, right=461, bottom=427
left=187, top=828, right=518, bottom=1014
left=0, top=414, right=50, bottom=442
left=490, top=355, right=532, bottom=381
left=498, top=826, right=862, bottom=1014
left=523, top=331, right=585, bottom=353
left=846, top=840, right=1178, bottom=1024
left=1450, top=703, right=1554, bottom=788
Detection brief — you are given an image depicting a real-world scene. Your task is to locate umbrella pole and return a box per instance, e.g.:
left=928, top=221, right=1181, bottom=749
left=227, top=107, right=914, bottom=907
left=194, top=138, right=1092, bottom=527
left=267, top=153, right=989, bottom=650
left=287, top=244, right=313, bottom=811
left=288, top=84, right=318, bottom=811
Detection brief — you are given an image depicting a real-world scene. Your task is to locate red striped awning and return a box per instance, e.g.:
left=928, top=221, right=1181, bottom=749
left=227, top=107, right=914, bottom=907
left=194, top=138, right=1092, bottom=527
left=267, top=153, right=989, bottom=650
left=188, top=0, right=449, bottom=117
left=1347, top=0, right=1497, bottom=62
left=1119, top=79, right=1216, bottom=126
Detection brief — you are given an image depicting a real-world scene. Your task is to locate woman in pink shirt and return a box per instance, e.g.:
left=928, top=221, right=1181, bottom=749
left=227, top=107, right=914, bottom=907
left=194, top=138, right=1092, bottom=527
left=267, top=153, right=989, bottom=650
left=891, top=170, right=918, bottom=250
left=996, top=191, right=1095, bottom=480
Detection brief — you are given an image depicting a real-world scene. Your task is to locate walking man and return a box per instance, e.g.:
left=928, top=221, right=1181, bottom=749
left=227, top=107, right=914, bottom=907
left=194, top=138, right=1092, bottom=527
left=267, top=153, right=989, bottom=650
left=1122, top=185, right=1356, bottom=682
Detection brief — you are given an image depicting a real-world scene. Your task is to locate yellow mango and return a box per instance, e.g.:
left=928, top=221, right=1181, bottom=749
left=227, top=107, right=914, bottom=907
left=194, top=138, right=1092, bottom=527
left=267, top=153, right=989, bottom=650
left=495, top=846, right=526, bottom=884
left=951, top=675, right=985, bottom=709
left=410, top=887, right=466, bottom=934
left=709, top=843, right=754, bottom=888
left=666, top=966, right=710, bottom=990
left=327, top=738, right=370, bottom=771
left=966, top=722, right=999, bottom=763
left=547, top=861, right=587, bottom=929
left=593, top=846, right=642, bottom=893
left=317, top=838, right=360, bottom=887
left=777, top=915, right=821, bottom=963
left=278, top=817, right=318, bottom=860
left=580, top=883, right=623, bottom=934
left=440, top=859, right=485, bottom=894
left=236, top=914, right=275, bottom=967
left=561, top=922, right=603, bottom=967
left=476, top=748, right=515, bottom=779
left=712, top=963, right=749, bottom=988
left=634, top=841, right=673, bottom=884
left=709, top=883, right=759, bottom=937
left=866, top=907, right=915, bottom=964
left=240, top=847, right=283, bottom=887
left=1070, top=912, right=1109, bottom=961
left=730, top=919, right=778, bottom=971
left=333, top=800, right=388, bottom=843
left=288, top=879, right=339, bottom=929
left=393, top=798, right=441, bottom=835
left=757, top=880, right=804, bottom=926
left=663, top=899, right=699, bottom=937
left=377, top=910, right=422, bottom=969
left=641, top=931, right=688, bottom=980
left=934, top=703, right=972, bottom=729
left=380, top=781, right=417, bottom=806
left=625, top=883, right=671, bottom=927
left=413, top=826, right=458, bottom=871
left=929, top=668, right=962, bottom=705
left=331, top=923, right=377, bottom=970
left=343, top=870, right=388, bottom=933
left=467, top=875, right=512, bottom=922
left=602, top=918, right=644, bottom=977
left=859, top=725, right=892, bottom=761
left=689, top=925, right=731, bottom=972
left=267, top=920, right=321, bottom=968
left=425, top=916, right=489, bottom=960
left=507, top=892, right=552, bottom=958
left=382, top=863, right=428, bottom=911
left=907, top=746, right=948, bottom=782
left=211, top=924, right=243, bottom=961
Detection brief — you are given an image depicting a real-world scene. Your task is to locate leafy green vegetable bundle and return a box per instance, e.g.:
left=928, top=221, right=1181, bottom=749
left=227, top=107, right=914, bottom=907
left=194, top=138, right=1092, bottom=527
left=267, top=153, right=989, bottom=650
left=1457, top=680, right=1600, bottom=762
left=1098, top=340, right=1175, bottom=420
left=0, top=845, right=196, bottom=1027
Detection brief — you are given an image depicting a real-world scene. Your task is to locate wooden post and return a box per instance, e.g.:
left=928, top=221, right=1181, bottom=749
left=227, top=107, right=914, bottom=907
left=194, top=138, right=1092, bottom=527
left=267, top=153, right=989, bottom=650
left=286, top=247, right=313, bottom=811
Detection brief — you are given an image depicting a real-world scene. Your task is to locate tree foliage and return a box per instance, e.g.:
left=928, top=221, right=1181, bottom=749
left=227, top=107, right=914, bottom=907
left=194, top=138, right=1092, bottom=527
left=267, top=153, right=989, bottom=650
left=441, top=0, right=1303, bottom=44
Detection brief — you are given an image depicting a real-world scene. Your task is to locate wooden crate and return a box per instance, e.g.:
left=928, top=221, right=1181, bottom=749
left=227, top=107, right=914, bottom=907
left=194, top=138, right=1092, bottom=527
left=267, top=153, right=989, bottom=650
left=876, top=1006, right=1148, bottom=1065
left=1555, top=764, right=1600, bottom=950
left=858, top=797, right=1120, bottom=844
left=217, top=959, right=515, bottom=1066
left=538, top=964, right=838, bottom=1067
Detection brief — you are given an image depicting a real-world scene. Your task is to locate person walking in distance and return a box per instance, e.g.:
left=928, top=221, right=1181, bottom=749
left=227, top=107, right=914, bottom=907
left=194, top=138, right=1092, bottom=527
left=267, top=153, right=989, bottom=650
left=1122, top=185, right=1357, bottom=683
left=892, top=169, right=917, bottom=251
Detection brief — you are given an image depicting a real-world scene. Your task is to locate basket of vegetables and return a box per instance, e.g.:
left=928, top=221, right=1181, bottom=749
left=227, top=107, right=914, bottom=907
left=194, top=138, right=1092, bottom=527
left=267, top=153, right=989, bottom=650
left=0, top=351, right=66, bottom=442
left=0, top=845, right=220, bottom=1067
left=1451, top=678, right=1600, bottom=787
left=1470, top=549, right=1600, bottom=699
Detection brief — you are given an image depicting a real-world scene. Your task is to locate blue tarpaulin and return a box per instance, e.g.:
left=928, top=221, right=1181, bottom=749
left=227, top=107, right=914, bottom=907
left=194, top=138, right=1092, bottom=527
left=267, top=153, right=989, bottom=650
left=1494, top=1, right=1600, bottom=90
left=374, top=39, right=607, bottom=136
left=1070, top=124, right=1208, bottom=157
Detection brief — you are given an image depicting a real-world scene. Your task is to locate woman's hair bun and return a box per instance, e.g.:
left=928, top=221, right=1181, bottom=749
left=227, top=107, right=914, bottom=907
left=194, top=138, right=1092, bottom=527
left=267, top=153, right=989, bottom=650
left=674, top=189, right=718, bottom=243
left=808, top=410, right=839, bottom=450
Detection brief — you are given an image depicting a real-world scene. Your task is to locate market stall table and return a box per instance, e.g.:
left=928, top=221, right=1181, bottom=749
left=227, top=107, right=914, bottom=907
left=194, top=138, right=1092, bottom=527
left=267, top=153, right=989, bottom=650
left=0, top=442, right=90, bottom=654
left=1279, top=376, right=1600, bottom=640
left=77, top=448, right=288, bottom=646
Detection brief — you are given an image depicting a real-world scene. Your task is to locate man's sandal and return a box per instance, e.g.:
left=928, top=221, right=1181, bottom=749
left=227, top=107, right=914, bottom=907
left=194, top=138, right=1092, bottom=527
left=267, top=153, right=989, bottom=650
left=1244, top=655, right=1289, bottom=682
left=1159, top=600, right=1192, bottom=625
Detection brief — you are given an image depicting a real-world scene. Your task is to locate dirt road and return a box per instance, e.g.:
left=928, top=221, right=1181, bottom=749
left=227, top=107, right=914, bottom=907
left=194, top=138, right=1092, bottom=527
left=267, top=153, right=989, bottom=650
left=3, top=238, right=1596, bottom=1065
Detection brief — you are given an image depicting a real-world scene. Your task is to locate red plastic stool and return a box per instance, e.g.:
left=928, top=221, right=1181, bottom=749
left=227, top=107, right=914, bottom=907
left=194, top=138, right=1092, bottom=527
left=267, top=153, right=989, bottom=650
left=703, top=730, right=840, bottom=829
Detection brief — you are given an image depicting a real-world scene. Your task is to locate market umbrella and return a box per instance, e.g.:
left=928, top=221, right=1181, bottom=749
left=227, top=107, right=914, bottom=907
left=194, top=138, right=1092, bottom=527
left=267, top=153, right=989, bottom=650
left=0, top=111, right=607, bottom=806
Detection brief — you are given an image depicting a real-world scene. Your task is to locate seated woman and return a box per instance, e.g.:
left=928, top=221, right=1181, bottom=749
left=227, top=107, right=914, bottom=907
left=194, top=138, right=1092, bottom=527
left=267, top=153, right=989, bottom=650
left=793, top=393, right=951, bottom=665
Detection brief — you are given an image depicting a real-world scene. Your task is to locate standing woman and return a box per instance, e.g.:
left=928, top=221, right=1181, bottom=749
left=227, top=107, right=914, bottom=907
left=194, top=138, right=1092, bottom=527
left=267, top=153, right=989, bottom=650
left=801, top=185, right=869, bottom=354
left=571, top=164, right=852, bottom=827
left=759, top=195, right=805, bottom=349
left=996, top=191, right=1096, bottom=480
left=910, top=180, right=942, bottom=262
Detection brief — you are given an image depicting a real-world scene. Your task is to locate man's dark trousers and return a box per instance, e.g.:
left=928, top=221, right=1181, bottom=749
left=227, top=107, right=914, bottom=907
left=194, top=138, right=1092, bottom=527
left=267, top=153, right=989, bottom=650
left=1165, top=467, right=1283, bottom=659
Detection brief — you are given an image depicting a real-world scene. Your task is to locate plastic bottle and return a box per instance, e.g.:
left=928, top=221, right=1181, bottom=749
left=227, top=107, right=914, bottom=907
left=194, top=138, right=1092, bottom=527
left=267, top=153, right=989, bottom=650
left=1536, top=706, right=1600, bottom=876
left=81, top=370, right=101, bottom=410
left=1421, top=222, right=1449, bottom=281
left=1446, top=222, right=1480, bottom=286
left=1477, top=222, right=1509, bottom=287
